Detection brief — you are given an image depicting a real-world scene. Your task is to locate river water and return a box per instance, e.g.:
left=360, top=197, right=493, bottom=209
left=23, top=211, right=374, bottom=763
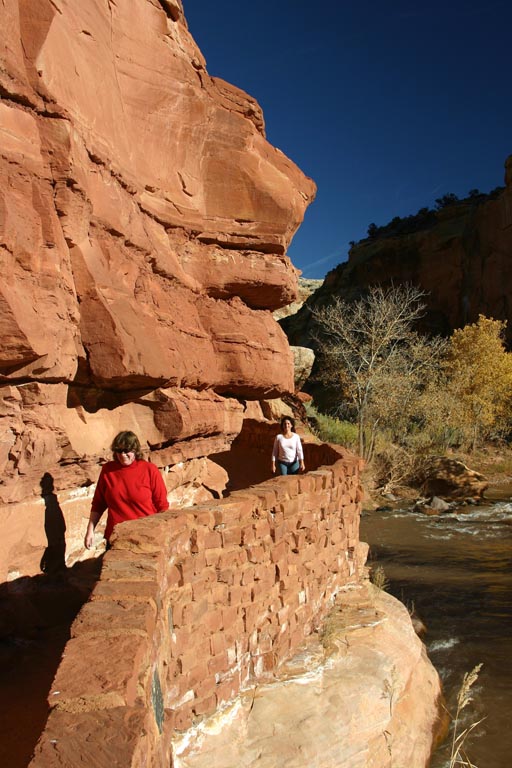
left=360, top=487, right=512, bottom=768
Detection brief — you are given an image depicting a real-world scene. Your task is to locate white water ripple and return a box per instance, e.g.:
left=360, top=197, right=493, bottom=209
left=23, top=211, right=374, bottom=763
left=420, top=501, right=512, bottom=539
left=428, top=637, right=460, bottom=653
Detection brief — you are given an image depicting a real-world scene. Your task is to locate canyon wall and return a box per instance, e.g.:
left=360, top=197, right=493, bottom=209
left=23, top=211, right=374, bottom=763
left=283, top=159, right=512, bottom=346
left=1, top=5, right=444, bottom=766
left=0, top=0, right=315, bottom=578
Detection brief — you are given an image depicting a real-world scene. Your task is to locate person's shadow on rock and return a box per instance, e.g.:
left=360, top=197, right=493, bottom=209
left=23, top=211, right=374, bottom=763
left=39, top=473, right=67, bottom=577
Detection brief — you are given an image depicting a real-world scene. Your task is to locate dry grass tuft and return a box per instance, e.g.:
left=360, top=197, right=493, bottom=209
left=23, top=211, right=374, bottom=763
left=448, top=663, right=485, bottom=768
left=370, top=564, right=389, bottom=591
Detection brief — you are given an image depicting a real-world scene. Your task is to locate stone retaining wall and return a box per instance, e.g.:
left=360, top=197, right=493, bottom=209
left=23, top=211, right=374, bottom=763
left=30, top=443, right=365, bottom=768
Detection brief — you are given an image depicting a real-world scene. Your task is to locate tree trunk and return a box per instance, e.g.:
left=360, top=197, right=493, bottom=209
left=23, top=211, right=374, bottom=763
left=358, top=410, right=365, bottom=459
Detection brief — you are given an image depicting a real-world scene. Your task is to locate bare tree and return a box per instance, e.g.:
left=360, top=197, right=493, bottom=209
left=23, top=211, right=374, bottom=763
left=313, top=285, right=446, bottom=460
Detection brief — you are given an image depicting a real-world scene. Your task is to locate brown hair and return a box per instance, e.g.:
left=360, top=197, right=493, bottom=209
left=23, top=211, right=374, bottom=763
left=111, top=431, right=143, bottom=460
left=280, top=416, right=296, bottom=432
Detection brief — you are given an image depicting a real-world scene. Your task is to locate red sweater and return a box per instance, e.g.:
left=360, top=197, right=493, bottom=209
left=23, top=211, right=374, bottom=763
left=91, top=459, right=169, bottom=540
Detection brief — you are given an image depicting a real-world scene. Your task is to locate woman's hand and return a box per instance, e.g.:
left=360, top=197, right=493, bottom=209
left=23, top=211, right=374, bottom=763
left=299, top=461, right=305, bottom=473
left=84, top=522, right=95, bottom=549
left=271, top=461, right=276, bottom=474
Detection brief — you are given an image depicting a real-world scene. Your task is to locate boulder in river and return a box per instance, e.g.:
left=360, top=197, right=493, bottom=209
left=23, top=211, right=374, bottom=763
left=418, top=458, right=488, bottom=501
left=414, top=495, right=452, bottom=515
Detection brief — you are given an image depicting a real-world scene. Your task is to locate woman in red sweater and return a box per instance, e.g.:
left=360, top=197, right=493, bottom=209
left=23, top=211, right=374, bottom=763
left=84, top=430, right=169, bottom=549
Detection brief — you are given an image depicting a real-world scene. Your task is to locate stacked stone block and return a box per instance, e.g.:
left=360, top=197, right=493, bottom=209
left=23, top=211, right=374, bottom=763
left=30, top=443, right=364, bottom=768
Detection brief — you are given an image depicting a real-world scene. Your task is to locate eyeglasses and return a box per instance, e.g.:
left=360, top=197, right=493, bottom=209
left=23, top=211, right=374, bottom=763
left=115, top=449, right=134, bottom=455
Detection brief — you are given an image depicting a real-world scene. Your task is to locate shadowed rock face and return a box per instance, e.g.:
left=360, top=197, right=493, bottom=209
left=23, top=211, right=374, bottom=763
left=283, top=158, right=512, bottom=346
left=0, top=0, right=316, bottom=520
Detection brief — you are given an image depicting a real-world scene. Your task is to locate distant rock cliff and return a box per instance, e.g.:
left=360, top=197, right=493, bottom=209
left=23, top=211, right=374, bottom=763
left=273, top=277, right=323, bottom=321
left=283, top=157, right=512, bottom=346
left=0, top=0, right=315, bottom=575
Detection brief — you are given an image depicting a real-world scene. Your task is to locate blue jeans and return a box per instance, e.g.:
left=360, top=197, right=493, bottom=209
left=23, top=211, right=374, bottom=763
left=277, top=460, right=299, bottom=475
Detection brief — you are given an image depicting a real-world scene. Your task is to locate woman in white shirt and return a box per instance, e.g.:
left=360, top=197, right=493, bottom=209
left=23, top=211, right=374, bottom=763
left=271, top=417, right=305, bottom=475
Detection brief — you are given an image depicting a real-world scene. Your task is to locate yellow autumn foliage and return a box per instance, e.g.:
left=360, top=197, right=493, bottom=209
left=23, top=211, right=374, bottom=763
left=445, top=315, right=512, bottom=448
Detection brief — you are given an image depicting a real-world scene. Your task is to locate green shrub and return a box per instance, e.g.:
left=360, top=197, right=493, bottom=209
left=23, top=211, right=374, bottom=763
left=306, top=404, right=358, bottom=449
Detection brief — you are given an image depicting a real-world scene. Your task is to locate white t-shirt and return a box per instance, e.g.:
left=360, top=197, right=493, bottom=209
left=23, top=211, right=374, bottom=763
left=272, top=433, right=304, bottom=463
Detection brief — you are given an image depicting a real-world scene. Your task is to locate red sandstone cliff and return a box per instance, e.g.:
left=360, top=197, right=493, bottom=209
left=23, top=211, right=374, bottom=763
left=0, top=0, right=315, bottom=576
left=283, top=158, right=512, bottom=345
left=0, top=8, right=445, bottom=766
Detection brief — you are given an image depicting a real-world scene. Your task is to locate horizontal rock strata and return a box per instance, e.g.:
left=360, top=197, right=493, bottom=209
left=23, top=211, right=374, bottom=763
left=0, top=0, right=315, bottom=577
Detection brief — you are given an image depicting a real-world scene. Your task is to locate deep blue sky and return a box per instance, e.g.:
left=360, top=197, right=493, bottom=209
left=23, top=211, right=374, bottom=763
left=184, top=1, right=512, bottom=279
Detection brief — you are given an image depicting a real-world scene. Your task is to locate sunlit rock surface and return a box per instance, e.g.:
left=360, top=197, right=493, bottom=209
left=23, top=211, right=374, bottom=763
left=172, top=585, right=443, bottom=768
left=273, top=278, right=323, bottom=321
left=1, top=6, right=443, bottom=766
left=0, top=0, right=315, bottom=576
left=419, top=457, right=488, bottom=501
